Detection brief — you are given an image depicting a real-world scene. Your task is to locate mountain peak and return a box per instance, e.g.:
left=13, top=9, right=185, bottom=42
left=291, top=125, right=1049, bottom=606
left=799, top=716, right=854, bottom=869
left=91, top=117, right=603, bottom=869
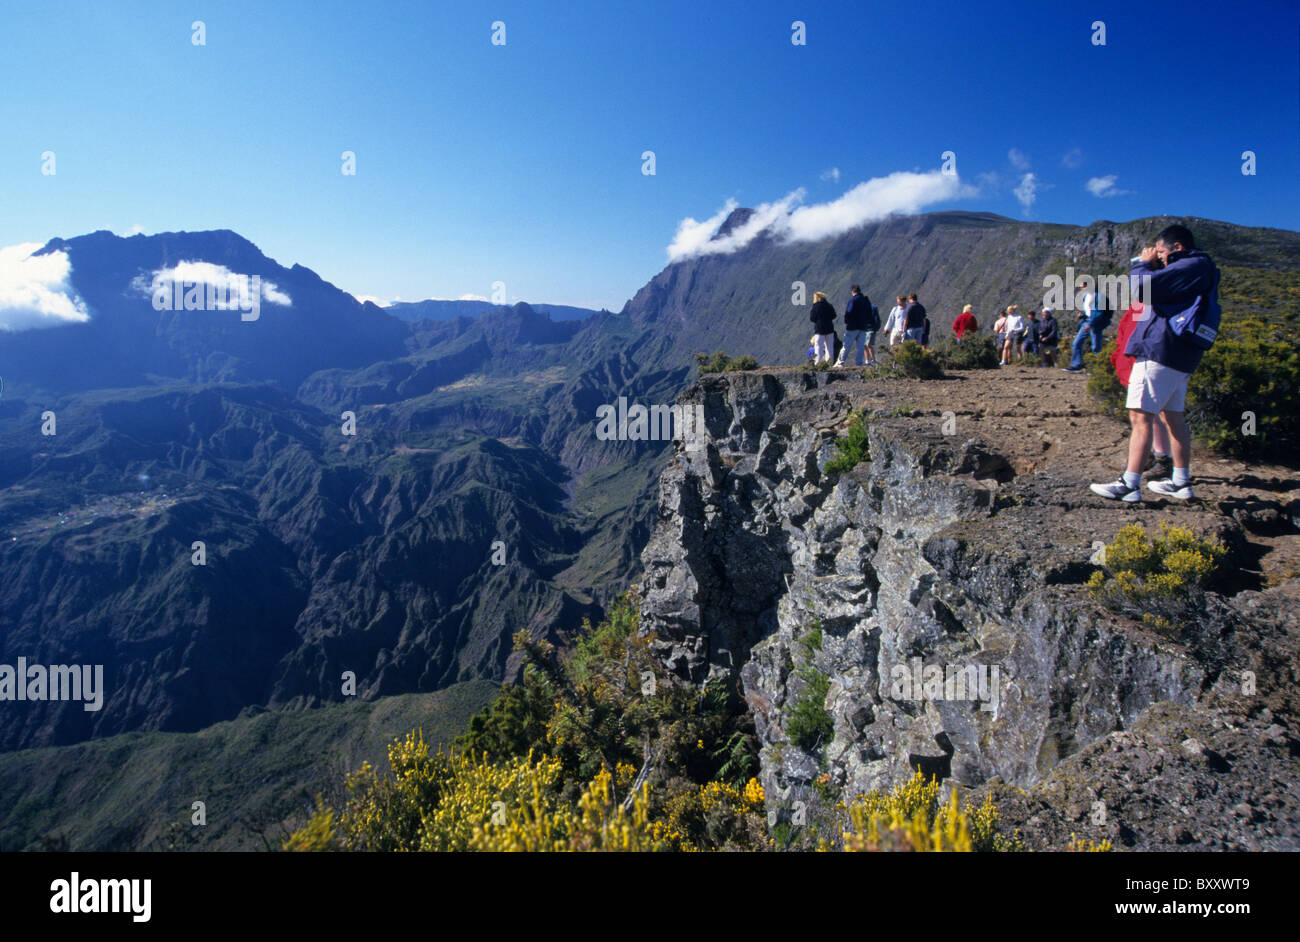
left=713, top=208, right=756, bottom=241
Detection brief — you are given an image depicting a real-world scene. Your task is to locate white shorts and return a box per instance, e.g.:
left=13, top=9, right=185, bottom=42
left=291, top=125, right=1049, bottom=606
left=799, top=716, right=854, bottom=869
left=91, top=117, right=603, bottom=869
left=1126, top=358, right=1190, bottom=413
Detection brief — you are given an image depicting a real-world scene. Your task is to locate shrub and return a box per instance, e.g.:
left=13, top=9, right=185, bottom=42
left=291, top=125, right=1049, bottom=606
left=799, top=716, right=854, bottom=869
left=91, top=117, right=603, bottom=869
left=695, top=351, right=759, bottom=374
left=841, top=770, right=1028, bottom=852
left=825, top=409, right=869, bottom=474
left=931, top=335, right=1000, bottom=371
left=1185, top=318, right=1300, bottom=460
left=1087, top=522, right=1227, bottom=634
left=889, top=341, right=944, bottom=379
left=1084, top=338, right=1125, bottom=419
left=786, top=621, right=833, bottom=752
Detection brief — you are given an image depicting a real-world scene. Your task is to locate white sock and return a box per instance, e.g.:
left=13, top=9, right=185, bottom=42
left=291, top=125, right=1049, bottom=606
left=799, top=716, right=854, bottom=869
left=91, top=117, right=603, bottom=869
left=1172, top=467, right=1190, bottom=486
left=1123, top=471, right=1141, bottom=489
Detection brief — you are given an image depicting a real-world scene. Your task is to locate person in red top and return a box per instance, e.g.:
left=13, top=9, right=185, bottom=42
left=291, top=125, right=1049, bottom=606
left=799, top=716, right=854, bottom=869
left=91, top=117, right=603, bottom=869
left=1112, top=302, right=1172, bottom=479
left=952, top=304, right=978, bottom=342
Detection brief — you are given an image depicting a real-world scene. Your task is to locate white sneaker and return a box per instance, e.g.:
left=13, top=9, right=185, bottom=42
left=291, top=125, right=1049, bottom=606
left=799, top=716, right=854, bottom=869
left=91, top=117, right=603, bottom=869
left=1147, top=478, right=1195, bottom=500
left=1090, top=478, right=1141, bottom=502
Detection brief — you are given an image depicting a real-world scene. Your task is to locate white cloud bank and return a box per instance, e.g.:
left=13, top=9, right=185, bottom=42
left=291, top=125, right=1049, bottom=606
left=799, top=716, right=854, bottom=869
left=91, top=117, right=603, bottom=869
left=0, top=242, right=91, bottom=331
left=667, top=170, right=976, bottom=262
left=1086, top=174, right=1130, bottom=198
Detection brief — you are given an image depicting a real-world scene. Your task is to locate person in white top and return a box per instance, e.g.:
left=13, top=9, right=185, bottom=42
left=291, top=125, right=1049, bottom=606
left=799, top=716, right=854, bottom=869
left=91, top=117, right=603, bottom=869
left=1000, top=305, right=1026, bottom=365
left=883, top=295, right=906, bottom=347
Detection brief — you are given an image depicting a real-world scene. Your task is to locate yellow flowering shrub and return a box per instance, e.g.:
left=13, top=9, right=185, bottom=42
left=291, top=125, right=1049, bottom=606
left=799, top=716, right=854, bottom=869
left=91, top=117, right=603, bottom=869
left=1066, top=833, right=1114, bottom=852
left=840, top=770, right=1026, bottom=853
left=648, top=777, right=769, bottom=851
left=1087, top=523, right=1226, bottom=634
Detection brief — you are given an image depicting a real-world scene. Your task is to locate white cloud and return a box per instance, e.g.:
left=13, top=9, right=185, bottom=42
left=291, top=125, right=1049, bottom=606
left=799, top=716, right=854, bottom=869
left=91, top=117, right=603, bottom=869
left=458, top=293, right=490, bottom=302
left=0, top=242, right=91, bottom=331
left=1061, top=148, right=1084, bottom=169
left=121, top=224, right=148, bottom=237
left=134, top=260, right=292, bottom=306
left=666, top=199, right=739, bottom=261
left=1085, top=174, right=1130, bottom=198
left=353, top=294, right=391, bottom=307
left=1008, top=148, right=1031, bottom=171
left=1013, top=172, right=1040, bottom=213
left=666, top=170, right=975, bottom=261
left=820, top=167, right=841, bottom=182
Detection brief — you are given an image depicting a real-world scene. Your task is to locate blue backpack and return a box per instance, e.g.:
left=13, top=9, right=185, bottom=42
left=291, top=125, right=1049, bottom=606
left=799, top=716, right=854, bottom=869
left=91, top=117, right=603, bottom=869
left=1169, top=267, right=1222, bottom=351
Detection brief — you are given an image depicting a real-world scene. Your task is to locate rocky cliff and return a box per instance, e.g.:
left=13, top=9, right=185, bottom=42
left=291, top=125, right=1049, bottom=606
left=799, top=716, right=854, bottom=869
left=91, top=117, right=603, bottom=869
left=638, top=367, right=1300, bottom=850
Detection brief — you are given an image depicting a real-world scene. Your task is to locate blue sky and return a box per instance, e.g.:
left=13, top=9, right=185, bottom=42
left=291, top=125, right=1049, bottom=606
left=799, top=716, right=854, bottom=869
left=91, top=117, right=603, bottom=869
left=2, top=0, right=1297, bottom=310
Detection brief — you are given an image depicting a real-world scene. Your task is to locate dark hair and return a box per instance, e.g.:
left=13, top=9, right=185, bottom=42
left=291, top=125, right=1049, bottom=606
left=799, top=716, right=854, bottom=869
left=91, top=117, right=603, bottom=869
left=851, top=284, right=860, bottom=293
left=1157, top=224, right=1195, bottom=251
left=908, top=293, right=918, bottom=301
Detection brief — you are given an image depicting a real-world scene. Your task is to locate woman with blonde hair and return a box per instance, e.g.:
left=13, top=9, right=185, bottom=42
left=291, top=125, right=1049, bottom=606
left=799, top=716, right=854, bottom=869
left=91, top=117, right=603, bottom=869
left=952, top=303, right=978, bottom=342
left=808, top=291, right=837, bottom=364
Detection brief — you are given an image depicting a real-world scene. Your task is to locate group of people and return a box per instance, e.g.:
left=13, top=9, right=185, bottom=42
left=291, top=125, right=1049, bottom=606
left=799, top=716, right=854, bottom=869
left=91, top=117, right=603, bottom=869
left=807, top=290, right=930, bottom=367
left=797, top=224, right=1221, bottom=506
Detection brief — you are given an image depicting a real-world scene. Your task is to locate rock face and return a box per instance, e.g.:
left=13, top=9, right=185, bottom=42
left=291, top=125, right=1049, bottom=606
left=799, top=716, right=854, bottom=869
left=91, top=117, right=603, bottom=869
left=638, top=368, right=1300, bottom=849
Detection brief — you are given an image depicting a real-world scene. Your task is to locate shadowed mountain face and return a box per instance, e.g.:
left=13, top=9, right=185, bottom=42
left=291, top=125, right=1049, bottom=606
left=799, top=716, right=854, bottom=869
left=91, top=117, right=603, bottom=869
left=2, top=213, right=1295, bottom=752
left=0, top=231, right=674, bottom=751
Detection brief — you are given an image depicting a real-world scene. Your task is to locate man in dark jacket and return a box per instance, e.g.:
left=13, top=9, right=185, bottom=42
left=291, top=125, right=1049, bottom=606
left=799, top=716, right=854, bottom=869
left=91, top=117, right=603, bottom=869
left=903, top=293, right=926, bottom=343
left=836, top=285, right=874, bottom=367
left=1036, top=308, right=1060, bottom=366
left=1090, top=225, right=1219, bottom=503
left=809, top=291, right=836, bottom=364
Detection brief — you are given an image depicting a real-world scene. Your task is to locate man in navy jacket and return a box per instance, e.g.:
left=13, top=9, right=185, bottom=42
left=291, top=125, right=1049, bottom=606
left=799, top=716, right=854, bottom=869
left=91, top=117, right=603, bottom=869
left=1090, top=225, right=1220, bottom=503
left=836, top=285, right=876, bottom=367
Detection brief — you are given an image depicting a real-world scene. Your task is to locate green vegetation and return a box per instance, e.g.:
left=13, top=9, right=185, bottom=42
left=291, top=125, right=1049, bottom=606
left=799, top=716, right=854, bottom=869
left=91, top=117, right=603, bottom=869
left=888, top=340, right=944, bottom=379
left=825, top=409, right=870, bottom=474
left=284, top=596, right=1032, bottom=852
left=1185, top=318, right=1300, bottom=460
left=1084, top=338, right=1126, bottom=419
left=695, top=350, right=759, bottom=373
left=1087, top=523, right=1227, bottom=635
left=0, top=680, right=499, bottom=851
left=930, top=335, right=1000, bottom=370
left=844, top=769, right=1033, bottom=852
left=786, top=620, right=833, bottom=753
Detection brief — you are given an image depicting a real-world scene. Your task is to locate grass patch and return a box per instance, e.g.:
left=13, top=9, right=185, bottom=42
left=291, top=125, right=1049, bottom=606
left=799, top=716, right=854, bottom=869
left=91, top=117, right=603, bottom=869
left=825, top=409, right=869, bottom=474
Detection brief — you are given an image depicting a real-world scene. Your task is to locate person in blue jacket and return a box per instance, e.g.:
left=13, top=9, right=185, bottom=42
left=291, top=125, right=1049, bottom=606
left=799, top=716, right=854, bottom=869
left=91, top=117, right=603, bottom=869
left=835, top=285, right=875, bottom=367
left=1090, top=225, right=1219, bottom=503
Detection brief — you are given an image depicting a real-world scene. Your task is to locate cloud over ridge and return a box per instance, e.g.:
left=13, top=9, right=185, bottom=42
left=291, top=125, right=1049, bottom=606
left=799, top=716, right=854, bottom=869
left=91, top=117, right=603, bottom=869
left=667, top=170, right=975, bottom=262
left=0, top=243, right=91, bottom=332
left=134, top=260, right=292, bottom=306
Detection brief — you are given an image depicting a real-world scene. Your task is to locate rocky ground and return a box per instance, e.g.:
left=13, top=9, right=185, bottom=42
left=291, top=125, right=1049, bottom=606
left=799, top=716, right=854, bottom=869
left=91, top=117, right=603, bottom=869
left=637, top=362, right=1300, bottom=851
